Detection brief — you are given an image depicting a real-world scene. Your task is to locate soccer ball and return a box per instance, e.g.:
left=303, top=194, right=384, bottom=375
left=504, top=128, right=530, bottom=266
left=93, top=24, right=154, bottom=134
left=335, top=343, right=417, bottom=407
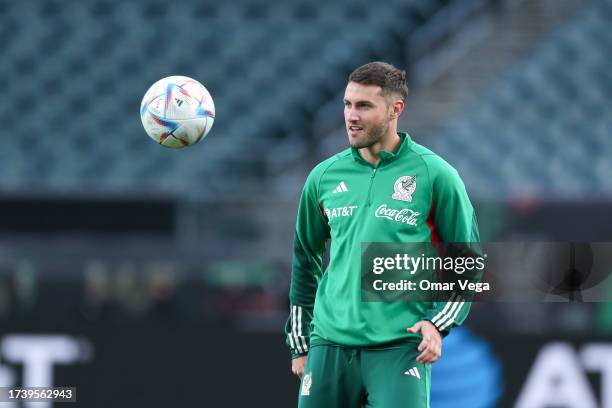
left=140, top=76, right=215, bottom=148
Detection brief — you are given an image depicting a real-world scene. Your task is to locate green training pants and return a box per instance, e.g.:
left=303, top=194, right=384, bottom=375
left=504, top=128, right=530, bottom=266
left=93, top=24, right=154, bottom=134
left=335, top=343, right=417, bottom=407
left=298, top=343, right=431, bottom=408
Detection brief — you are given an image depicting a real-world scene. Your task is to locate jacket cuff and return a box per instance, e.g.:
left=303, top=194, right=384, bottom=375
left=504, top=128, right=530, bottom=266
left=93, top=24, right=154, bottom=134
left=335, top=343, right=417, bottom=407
left=291, top=351, right=308, bottom=359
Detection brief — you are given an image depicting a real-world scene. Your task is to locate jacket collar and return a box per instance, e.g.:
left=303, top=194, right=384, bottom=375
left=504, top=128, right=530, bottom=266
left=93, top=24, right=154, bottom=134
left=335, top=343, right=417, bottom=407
left=351, top=132, right=412, bottom=166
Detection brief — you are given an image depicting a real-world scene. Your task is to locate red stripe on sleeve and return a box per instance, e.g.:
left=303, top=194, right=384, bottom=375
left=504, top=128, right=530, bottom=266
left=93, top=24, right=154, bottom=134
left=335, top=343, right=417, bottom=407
left=426, top=201, right=442, bottom=244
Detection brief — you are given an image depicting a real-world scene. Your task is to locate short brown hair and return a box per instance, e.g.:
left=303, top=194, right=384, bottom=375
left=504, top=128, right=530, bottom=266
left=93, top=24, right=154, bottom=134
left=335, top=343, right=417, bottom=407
left=348, top=61, right=409, bottom=102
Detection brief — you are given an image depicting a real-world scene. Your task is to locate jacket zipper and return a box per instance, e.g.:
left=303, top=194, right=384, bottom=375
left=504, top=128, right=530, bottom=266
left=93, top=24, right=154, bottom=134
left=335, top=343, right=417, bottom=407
left=366, top=167, right=377, bottom=207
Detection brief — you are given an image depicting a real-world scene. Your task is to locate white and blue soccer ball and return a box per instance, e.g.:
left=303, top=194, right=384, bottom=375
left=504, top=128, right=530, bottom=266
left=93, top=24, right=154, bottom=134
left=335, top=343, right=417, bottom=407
left=140, top=75, right=215, bottom=148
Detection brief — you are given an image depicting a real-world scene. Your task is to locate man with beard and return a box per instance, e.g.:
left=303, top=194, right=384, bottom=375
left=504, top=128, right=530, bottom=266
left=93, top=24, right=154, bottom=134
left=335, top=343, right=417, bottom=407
left=285, top=62, right=480, bottom=407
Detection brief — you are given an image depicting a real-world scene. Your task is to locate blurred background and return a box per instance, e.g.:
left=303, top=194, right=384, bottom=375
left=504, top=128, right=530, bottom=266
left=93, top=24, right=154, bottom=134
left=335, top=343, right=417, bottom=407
left=0, top=0, right=611, bottom=406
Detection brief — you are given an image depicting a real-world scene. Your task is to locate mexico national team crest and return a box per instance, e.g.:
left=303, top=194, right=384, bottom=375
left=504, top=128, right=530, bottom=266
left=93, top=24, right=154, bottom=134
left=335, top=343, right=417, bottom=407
left=301, top=373, right=312, bottom=396
left=392, top=175, right=417, bottom=202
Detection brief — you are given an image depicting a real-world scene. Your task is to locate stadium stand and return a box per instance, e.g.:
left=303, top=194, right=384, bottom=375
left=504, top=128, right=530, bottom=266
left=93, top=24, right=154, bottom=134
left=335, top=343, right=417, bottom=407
left=0, top=0, right=481, bottom=198
left=427, top=0, right=612, bottom=199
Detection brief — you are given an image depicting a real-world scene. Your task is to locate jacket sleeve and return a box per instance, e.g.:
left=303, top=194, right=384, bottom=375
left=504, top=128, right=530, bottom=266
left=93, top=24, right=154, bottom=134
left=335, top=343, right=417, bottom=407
left=285, top=167, right=330, bottom=358
left=423, top=160, right=481, bottom=337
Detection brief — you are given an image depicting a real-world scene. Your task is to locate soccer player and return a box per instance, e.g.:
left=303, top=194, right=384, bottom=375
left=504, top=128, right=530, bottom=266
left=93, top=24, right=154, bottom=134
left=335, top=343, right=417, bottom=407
left=285, top=61, right=480, bottom=407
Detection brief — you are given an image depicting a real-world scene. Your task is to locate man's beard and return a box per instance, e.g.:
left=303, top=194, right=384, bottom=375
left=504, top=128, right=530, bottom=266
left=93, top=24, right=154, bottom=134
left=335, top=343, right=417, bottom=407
left=349, top=118, right=390, bottom=149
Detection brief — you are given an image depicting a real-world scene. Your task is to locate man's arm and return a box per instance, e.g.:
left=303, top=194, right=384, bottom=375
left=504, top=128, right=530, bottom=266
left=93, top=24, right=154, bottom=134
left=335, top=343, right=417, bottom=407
left=285, top=167, right=330, bottom=371
left=423, top=158, right=481, bottom=337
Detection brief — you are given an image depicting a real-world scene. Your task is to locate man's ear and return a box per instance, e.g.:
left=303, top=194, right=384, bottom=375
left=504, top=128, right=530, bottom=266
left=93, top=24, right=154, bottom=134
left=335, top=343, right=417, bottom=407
left=391, top=99, right=405, bottom=119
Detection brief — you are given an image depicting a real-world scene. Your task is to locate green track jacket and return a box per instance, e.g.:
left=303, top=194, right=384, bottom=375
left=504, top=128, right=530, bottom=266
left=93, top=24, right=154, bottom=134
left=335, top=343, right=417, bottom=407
left=286, top=133, right=480, bottom=358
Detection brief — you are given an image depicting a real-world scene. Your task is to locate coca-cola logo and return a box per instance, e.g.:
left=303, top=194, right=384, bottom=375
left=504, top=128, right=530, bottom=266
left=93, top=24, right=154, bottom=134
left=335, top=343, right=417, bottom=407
left=374, top=204, right=420, bottom=226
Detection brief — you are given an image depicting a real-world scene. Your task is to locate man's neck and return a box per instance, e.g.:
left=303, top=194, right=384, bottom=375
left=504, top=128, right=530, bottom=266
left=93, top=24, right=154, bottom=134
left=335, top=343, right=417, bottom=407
left=359, top=131, right=401, bottom=166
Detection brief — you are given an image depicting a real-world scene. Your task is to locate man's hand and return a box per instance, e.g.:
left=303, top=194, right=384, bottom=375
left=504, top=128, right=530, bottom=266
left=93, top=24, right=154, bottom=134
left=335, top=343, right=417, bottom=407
left=292, top=355, right=308, bottom=378
left=407, top=320, right=442, bottom=364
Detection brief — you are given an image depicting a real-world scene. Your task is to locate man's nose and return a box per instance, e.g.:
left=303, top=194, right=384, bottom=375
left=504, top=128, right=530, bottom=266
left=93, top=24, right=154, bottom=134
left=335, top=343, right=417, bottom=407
left=347, top=109, right=359, bottom=122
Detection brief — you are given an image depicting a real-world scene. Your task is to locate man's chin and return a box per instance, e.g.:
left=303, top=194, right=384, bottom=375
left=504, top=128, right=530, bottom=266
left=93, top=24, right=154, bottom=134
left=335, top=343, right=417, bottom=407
left=349, top=139, right=371, bottom=149
left=348, top=134, right=364, bottom=147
